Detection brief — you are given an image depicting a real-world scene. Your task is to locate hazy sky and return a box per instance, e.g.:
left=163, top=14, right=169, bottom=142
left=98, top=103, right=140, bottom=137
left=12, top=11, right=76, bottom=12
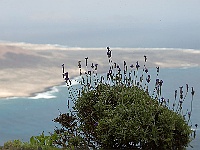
left=0, top=0, right=200, bottom=48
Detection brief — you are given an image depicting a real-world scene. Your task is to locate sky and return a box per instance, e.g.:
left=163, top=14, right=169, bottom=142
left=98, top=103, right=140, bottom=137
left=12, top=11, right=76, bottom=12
left=0, top=0, right=200, bottom=48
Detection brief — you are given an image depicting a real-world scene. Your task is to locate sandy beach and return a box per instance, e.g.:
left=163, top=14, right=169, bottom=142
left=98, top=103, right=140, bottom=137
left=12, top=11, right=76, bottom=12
left=0, top=42, right=200, bottom=98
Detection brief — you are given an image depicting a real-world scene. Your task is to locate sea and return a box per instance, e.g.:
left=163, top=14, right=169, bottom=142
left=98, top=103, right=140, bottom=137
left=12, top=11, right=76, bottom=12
left=0, top=66, right=200, bottom=149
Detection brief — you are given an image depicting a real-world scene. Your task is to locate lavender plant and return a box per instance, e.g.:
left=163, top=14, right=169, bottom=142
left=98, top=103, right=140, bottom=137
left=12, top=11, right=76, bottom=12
left=55, top=47, right=197, bottom=149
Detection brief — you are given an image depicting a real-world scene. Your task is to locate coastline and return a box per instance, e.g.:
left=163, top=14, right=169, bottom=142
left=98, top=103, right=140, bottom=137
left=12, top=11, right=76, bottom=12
left=1, top=42, right=200, bottom=99
left=2, top=66, right=199, bottom=100
left=0, top=82, right=64, bottom=100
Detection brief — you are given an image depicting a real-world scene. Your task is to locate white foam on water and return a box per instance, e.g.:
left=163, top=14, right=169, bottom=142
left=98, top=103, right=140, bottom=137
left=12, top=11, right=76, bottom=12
left=4, top=96, right=20, bottom=100
left=180, top=63, right=199, bottom=69
left=27, top=75, right=82, bottom=100
left=28, top=86, right=59, bottom=99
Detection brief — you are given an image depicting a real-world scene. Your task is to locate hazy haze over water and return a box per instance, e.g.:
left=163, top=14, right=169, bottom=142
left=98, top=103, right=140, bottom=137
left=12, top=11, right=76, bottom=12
left=0, top=0, right=200, bottom=49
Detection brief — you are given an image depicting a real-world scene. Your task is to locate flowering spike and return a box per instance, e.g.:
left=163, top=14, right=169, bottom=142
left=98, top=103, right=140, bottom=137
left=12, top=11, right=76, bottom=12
left=186, top=84, right=189, bottom=92
left=85, top=57, right=88, bottom=67
left=175, top=90, right=177, bottom=100
left=64, top=72, right=69, bottom=82
left=159, top=80, right=163, bottom=86
left=62, top=64, right=65, bottom=78
left=191, top=87, right=195, bottom=96
left=136, top=61, right=140, bottom=70
left=124, top=61, right=126, bottom=67
left=179, top=86, right=183, bottom=93
left=156, top=78, right=159, bottom=85
left=145, top=67, right=148, bottom=73
left=69, top=80, right=72, bottom=85
left=188, top=111, right=191, bottom=118
left=156, top=67, right=159, bottom=73
left=179, top=86, right=183, bottom=99
left=114, top=62, right=117, bottom=68
left=107, top=47, right=112, bottom=58
left=95, top=64, right=98, bottom=70
left=68, top=99, right=70, bottom=109
left=144, top=55, right=147, bottom=62
left=91, top=63, right=94, bottom=69
left=146, top=75, right=151, bottom=83
left=78, top=61, right=81, bottom=68
left=130, top=64, right=134, bottom=68
left=62, top=64, right=64, bottom=73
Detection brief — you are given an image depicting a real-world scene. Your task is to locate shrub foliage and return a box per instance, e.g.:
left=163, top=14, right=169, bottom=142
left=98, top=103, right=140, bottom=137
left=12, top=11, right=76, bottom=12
left=75, top=83, right=192, bottom=149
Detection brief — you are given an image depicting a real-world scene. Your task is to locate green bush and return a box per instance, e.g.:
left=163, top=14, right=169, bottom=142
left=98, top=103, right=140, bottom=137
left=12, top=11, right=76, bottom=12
left=53, top=113, right=89, bottom=149
left=0, top=133, right=60, bottom=150
left=75, top=83, right=192, bottom=149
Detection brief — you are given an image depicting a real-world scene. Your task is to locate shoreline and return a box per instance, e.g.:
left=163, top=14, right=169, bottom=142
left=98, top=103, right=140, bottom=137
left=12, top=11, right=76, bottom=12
left=1, top=66, right=199, bottom=100
left=1, top=42, right=200, bottom=99
left=0, top=82, right=64, bottom=100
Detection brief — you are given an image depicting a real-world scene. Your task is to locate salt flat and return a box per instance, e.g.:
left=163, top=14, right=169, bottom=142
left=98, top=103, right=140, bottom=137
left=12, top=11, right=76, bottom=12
left=0, top=42, right=200, bottom=98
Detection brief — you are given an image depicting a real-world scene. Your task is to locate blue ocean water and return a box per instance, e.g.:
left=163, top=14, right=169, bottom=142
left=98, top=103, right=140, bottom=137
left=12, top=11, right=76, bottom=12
left=0, top=67, right=199, bottom=149
left=0, top=83, right=79, bottom=145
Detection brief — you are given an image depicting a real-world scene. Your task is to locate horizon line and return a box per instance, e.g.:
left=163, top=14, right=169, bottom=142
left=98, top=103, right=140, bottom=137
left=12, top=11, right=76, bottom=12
left=0, top=40, right=200, bottom=51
